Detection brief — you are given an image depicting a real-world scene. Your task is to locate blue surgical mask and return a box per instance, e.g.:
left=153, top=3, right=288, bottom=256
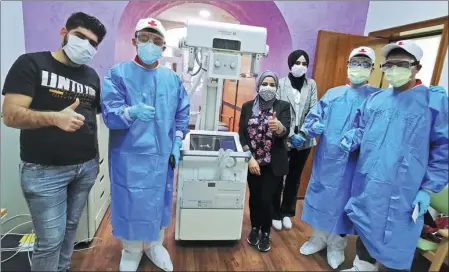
left=137, top=42, right=162, bottom=65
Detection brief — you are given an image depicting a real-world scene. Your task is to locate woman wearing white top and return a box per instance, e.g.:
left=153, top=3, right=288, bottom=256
left=273, top=50, right=318, bottom=231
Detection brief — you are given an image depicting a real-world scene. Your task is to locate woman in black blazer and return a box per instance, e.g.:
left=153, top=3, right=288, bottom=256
left=238, top=70, right=291, bottom=252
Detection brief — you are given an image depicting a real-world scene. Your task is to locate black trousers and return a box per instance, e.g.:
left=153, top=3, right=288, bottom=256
left=423, top=210, right=436, bottom=227
left=272, top=148, right=311, bottom=220
left=247, top=166, right=283, bottom=233
left=356, top=237, right=409, bottom=272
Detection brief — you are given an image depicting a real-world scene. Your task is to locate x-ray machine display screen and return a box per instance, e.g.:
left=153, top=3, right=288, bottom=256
left=190, top=134, right=237, bottom=151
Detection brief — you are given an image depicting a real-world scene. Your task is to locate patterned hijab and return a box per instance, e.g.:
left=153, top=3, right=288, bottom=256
left=252, top=70, right=279, bottom=116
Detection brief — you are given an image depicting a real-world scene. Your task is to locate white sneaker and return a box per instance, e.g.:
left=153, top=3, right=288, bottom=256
left=282, top=217, right=292, bottom=229
left=119, top=249, right=143, bottom=271
left=341, top=255, right=378, bottom=271
left=144, top=244, right=174, bottom=272
left=326, top=234, right=347, bottom=269
left=272, top=220, right=282, bottom=231
left=299, top=228, right=329, bottom=255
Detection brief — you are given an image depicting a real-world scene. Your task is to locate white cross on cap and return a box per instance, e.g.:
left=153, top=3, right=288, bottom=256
left=381, top=40, right=423, bottom=61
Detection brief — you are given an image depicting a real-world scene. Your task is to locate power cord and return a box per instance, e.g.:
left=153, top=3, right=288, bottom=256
left=1, top=213, right=103, bottom=266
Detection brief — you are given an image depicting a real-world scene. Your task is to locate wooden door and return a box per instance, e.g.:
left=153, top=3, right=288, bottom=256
left=233, top=78, right=256, bottom=132
left=221, top=55, right=256, bottom=132
left=298, top=30, right=389, bottom=198
left=222, top=80, right=238, bottom=130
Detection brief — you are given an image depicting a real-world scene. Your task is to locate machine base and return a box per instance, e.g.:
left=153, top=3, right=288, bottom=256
left=177, top=208, right=244, bottom=241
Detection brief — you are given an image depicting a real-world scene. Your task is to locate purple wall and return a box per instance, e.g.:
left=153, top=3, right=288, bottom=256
left=22, top=1, right=128, bottom=81
left=22, top=1, right=370, bottom=80
left=114, top=1, right=292, bottom=77
left=275, top=1, right=370, bottom=77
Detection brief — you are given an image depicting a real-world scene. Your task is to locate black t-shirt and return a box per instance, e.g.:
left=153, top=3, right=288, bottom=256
left=2, top=51, right=101, bottom=166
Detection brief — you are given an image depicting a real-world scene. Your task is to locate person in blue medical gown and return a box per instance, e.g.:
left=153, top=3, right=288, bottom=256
left=341, top=40, right=448, bottom=271
left=101, top=18, right=190, bottom=272
left=298, top=47, right=379, bottom=269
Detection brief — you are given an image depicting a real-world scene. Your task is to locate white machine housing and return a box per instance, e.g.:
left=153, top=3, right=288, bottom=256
left=175, top=130, right=250, bottom=241
left=185, top=20, right=267, bottom=54
left=75, top=115, right=111, bottom=243
left=179, top=20, right=269, bottom=131
left=175, top=20, right=268, bottom=242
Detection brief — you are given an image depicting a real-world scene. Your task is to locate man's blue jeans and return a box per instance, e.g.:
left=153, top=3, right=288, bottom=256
left=20, top=158, right=99, bottom=272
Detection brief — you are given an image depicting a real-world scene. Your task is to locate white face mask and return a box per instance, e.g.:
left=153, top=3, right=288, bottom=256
left=291, top=65, right=307, bottom=78
left=385, top=67, right=412, bottom=88
left=348, top=67, right=371, bottom=84
left=258, top=86, right=277, bottom=101
left=63, top=34, right=97, bottom=65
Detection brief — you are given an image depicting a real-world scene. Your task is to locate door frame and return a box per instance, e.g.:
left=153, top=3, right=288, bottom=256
left=368, top=16, right=449, bottom=85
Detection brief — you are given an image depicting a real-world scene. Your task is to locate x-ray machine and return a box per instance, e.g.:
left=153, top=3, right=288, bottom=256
left=175, top=20, right=269, bottom=241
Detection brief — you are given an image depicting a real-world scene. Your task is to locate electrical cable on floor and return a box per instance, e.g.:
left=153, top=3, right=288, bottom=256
left=1, top=224, right=32, bottom=263
left=27, top=229, right=33, bottom=266
left=1, top=220, right=33, bottom=241
left=1, top=213, right=103, bottom=266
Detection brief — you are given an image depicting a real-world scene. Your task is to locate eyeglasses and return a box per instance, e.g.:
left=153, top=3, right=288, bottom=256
left=136, top=32, right=164, bottom=47
left=380, top=59, right=418, bottom=72
left=347, top=60, right=373, bottom=69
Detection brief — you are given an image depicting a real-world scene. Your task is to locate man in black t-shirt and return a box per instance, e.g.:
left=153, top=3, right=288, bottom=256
left=2, top=12, right=106, bottom=271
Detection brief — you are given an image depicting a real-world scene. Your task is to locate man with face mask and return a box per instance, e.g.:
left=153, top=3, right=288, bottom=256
left=340, top=40, right=448, bottom=271
left=297, top=47, right=379, bottom=269
left=1, top=12, right=106, bottom=271
left=101, top=18, right=190, bottom=272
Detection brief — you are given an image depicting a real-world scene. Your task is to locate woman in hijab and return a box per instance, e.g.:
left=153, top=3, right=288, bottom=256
left=272, top=50, right=318, bottom=231
left=238, top=70, right=291, bottom=252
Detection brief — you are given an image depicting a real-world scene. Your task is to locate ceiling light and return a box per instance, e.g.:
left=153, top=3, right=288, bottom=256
left=199, top=9, right=211, bottom=18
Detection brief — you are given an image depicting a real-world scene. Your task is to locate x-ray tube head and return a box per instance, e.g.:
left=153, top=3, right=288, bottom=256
left=184, top=20, right=267, bottom=55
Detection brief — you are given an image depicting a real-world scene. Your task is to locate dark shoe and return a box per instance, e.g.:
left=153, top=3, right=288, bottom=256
left=257, top=232, right=271, bottom=252
left=247, top=227, right=260, bottom=246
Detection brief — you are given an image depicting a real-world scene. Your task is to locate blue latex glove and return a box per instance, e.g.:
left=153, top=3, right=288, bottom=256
left=291, top=134, right=306, bottom=148
left=412, top=190, right=431, bottom=216
left=128, top=94, right=156, bottom=121
left=429, top=85, right=447, bottom=95
left=172, top=137, right=182, bottom=166
left=311, top=122, right=325, bottom=136
left=340, top=135, right=351, bottom=152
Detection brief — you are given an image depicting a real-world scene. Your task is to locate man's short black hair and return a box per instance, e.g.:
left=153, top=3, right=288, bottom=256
left=386, top=48, right=418, bottom=62
left=66, top=12, right=107, bottom=44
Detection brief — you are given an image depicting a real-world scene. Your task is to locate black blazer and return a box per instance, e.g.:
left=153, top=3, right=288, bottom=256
left=238, top=99, right=291, bottom=176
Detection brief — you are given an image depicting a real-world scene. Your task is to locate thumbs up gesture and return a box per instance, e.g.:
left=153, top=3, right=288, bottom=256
left=55, top=98, right=86, bottom=132
left=128, top=93, right=156, bottom=121
left=268, top=111, right=282, bottom=132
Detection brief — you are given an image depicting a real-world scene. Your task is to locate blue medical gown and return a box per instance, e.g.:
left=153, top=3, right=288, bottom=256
left=300, top=85, right=379, bottom=235
left=101, top=61, right=190, bottom=242
left=343, top=85, right=448, bottom=269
